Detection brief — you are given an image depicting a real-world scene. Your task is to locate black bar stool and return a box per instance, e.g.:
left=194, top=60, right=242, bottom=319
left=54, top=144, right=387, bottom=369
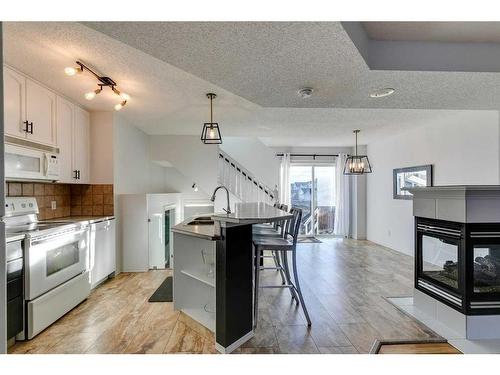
left=252, top=208, right=311, bottom=328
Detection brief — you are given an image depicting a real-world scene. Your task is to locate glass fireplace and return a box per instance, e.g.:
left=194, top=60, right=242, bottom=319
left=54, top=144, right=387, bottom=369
left=416, top=217, right=500, bottom=315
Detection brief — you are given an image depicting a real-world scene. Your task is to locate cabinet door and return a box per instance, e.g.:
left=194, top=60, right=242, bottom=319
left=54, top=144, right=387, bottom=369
left=55, top=96, right=75, bottom=183
left=73, top=107, right=90, bottom=184
left=3, top=66, right=27, bottom=138
left=26, top=79, right=57, bottom=146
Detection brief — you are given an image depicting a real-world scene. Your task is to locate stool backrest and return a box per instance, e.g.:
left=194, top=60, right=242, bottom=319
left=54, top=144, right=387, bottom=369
left=274, top=204, right=288, bottom=233
left=285, top=207, right=302, bottom=244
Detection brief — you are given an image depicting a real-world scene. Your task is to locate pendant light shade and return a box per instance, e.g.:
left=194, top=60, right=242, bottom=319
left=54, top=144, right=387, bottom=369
left=343, top=130, right=372, bottom=175
left=201, top=93, right=222, bottom=144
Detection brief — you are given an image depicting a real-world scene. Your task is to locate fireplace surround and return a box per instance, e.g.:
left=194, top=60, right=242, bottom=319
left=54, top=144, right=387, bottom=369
left=409, top=185, right=500, bottom=339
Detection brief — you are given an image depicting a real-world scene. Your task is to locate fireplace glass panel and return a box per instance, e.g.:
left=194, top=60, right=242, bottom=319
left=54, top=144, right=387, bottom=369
left=473, top=245, right=500, bottom=293
left=422, top=235, right=459, bottom=289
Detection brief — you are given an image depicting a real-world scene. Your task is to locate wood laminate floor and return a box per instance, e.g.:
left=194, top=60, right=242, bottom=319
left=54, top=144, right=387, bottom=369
left=9, top=238, right=441, bottom=354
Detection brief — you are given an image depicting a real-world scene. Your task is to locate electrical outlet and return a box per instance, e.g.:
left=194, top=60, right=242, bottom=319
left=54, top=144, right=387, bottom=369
left=51, top=201, right=57, bottom=210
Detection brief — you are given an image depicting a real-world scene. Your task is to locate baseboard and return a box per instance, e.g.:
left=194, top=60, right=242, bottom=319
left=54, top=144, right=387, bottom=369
left=215, top=331, right=254, bottom=354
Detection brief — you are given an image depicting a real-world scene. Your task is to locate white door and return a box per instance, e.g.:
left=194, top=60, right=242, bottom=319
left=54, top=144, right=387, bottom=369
left=26, top=79, right=57, bottom=146
left=73, top=107, right=90, bottom=183
left=3, top=66, right=27, bottom=139
left=55, top=97, right=75, bottom=183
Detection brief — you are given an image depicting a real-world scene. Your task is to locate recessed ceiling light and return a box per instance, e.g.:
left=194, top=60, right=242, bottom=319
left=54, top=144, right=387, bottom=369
left=370, top=88, right=395, bottom=98
left=298, top=87, right=314, bottom=99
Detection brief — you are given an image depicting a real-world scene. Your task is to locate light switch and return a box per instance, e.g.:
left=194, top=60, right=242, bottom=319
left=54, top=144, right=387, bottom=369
left=51, top=201, right=57, bottom=210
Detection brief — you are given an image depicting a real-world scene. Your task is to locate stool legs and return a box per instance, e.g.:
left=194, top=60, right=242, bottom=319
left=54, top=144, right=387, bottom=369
left=291, top=246, right=311, bottom=326
left=281, top=251, right=298, bottom=303
left=254, top=247, right=261, bottom=328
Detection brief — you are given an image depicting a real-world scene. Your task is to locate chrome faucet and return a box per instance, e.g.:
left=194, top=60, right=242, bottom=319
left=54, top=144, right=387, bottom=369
left=210, top=185, right=232, bottom=214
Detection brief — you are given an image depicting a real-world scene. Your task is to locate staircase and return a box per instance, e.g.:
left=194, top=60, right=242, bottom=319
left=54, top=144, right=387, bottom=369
left=218, top=150, right=277, bottom=205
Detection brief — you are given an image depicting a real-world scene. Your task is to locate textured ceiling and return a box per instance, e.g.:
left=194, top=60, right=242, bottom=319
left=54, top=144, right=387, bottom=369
left=3, top=22, right=500, bottom=147
left=84, top=21, right=500, bottom=110
left=363, top=22, right=500, bottom=43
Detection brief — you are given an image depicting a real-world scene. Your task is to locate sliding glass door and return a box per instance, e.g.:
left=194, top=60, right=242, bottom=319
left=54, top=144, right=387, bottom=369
left=289, top=164, right=335, bottom=236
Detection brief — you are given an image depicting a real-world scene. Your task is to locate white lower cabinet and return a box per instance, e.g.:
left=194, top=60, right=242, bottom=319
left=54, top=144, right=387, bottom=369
left=90, top=219, right=116, bottom=289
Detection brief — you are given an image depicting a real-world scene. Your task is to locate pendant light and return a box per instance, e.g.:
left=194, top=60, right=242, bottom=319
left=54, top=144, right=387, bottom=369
left=343, top=129, right=372, bottom=175
left=201, top=93, right=222, bottom=144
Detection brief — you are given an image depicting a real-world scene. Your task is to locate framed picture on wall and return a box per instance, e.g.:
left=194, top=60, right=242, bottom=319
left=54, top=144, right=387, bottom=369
left=393, top=165, right=433, bottom=200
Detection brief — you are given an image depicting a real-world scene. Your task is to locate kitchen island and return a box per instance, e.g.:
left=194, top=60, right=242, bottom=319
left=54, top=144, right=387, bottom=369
left=172, top=202, right=292, bottom=353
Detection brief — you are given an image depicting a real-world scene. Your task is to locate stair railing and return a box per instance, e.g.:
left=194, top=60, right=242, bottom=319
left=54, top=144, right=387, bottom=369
left=218, top=150, right=277, bottom=204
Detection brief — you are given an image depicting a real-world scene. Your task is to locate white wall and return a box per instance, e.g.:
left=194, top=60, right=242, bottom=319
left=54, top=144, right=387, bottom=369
left=113, top=115, right=172, bottom=272
left=90, top=111, right=114, bottom=184
left=367, top=110, right=500, bottom=256
left=150, top=135, right=218, bottom=196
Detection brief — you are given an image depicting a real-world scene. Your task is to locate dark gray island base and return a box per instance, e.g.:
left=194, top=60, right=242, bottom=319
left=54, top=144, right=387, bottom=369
left=172, top=202, right=292, bottom=353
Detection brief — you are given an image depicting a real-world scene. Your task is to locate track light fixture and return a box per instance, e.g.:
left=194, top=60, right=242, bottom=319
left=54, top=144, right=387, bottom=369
left=65, top=61, right=129, bottom=111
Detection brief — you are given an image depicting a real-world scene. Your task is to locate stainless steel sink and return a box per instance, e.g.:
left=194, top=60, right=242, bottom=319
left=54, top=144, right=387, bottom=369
left=186, top=216, right=214, bottom=225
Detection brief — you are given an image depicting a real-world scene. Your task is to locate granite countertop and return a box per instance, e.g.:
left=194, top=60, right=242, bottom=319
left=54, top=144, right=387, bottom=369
left=172, top=216, right=221, bottom=241
left=212, top=202, right=292, bottom=224
left=42, top=215, right=115, bottom=224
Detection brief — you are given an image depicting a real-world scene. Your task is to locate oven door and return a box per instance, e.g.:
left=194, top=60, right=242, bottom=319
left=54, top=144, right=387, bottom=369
left=25, top=227, right=89, bottom=300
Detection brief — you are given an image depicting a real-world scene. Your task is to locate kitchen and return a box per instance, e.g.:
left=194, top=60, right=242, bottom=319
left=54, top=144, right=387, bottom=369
left=3, top=60, right=117, bottom=344
left=6, top=10, right=500, bottom=367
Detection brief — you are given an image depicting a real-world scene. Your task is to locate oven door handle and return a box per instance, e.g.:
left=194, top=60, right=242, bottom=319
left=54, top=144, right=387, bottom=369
left=30, top=227, right=88, bottom=246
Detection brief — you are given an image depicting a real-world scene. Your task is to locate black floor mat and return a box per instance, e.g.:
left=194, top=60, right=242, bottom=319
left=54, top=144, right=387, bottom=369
left=148, top=276, right=173, bottom=302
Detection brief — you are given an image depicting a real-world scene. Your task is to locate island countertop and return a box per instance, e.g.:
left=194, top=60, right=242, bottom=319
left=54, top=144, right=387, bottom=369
left=211, top=202, right=292, bottom=224
left=172, top=216, right=221, bottom=241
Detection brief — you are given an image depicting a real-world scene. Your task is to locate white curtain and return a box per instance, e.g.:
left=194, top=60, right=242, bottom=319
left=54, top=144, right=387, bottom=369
left=334, top=153, right=350, bottom=237
left=279, top=153, right=291, bottom=206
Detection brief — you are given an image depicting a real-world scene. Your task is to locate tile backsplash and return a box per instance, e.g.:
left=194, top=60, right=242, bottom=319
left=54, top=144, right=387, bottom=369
left=70, top=184, right=114, bottom=217
left=6, top=182, right=114, bottom=220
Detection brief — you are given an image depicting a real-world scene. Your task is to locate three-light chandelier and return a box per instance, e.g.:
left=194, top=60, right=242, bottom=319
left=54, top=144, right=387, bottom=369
left=65, top=61, right=130, bottom=111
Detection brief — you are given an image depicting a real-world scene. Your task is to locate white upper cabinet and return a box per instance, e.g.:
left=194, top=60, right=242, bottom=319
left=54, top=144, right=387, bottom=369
left=3, top=66, right=27, bottom=138
left=25, top=79, right=57, bottom=146
left=4, top=65, right=57, bottom=146
left=4, top=64, right=92, bottom=184
left=73, top=106, right=90, bottom=184
left=56, top=96, right=74, bottom=183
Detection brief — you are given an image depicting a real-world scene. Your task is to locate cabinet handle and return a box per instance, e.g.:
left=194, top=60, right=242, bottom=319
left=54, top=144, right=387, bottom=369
left=23, top=121, right=29, bottom=133
left=28, top=122, right=34, bottom=134
left=73, top=170, right=78, bottom=180
left=77, top=170, right=81, bottom=180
